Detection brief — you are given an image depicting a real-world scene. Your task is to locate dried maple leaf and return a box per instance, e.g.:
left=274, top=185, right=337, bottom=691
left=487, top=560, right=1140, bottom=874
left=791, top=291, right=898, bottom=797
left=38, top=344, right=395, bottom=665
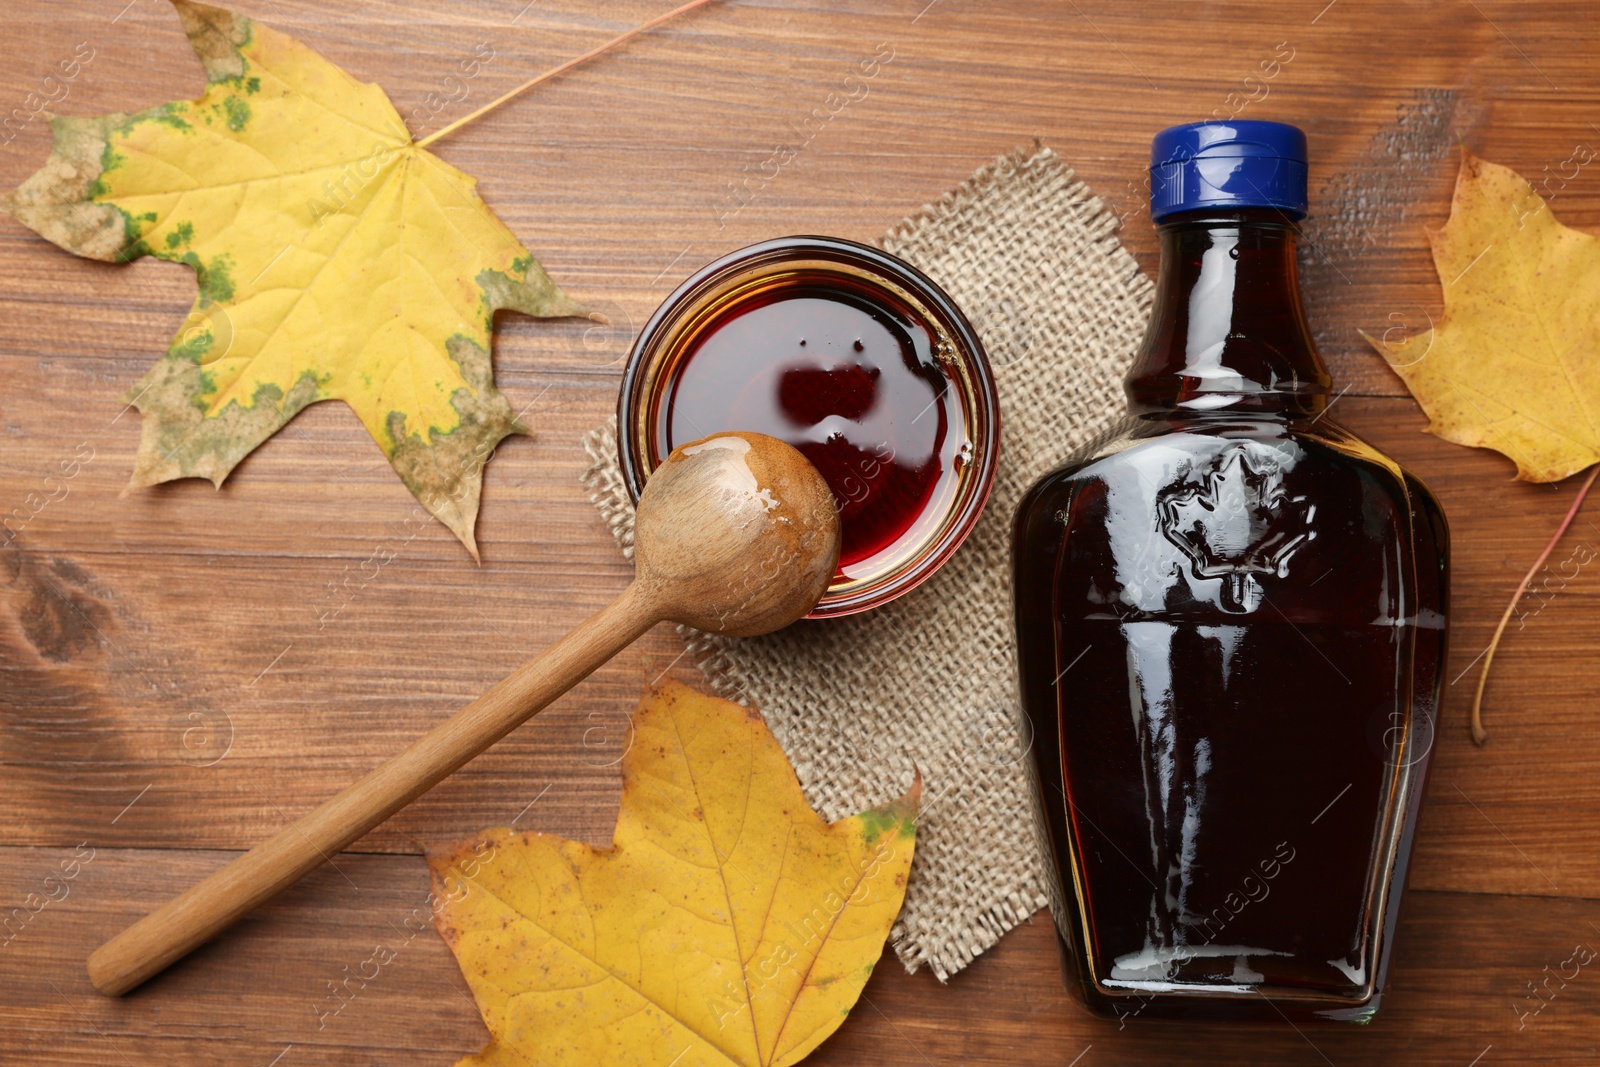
left=1366, top=153, right=1600, bottom=482
left=3, top=0, right=586, bottom=555
left=428, top=680, right=919, bottom=1067
left=1364, top=153, right=1600, bottom=743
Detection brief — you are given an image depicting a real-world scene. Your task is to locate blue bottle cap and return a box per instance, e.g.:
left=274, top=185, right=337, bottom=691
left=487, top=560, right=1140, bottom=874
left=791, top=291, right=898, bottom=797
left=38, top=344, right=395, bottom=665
left=1149, top=120, right=1308, bottom=221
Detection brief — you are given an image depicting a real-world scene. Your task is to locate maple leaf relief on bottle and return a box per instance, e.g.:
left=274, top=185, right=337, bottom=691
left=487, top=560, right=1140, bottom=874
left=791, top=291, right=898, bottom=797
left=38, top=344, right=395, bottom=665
left=1156, top=443, right=1316, bottom=613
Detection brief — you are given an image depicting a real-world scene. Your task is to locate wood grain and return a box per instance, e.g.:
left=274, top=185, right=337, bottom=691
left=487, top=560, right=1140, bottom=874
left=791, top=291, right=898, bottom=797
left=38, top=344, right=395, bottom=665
left=4, top=0, right=1600, bottom=1062
left=6, top=847, right=1599, bottom=1065
left=84, top=580, right=660, bottom=996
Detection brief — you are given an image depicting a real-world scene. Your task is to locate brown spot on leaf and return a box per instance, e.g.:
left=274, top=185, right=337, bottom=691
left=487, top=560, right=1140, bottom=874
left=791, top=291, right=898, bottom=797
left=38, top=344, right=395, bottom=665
left=128, top=360, right=319, bottom=489
left=385, top=336, right=525, bottom=561
left=3, top=115, right=128, bottom=262
left=477, top=264, right=591, bottom=323
left=172, top=0, right=250, bottom=83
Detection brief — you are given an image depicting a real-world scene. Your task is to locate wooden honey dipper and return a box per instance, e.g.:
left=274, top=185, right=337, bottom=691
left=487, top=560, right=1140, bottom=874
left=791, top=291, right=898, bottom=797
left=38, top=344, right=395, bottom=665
left=88, top=431, right=841, bottom=996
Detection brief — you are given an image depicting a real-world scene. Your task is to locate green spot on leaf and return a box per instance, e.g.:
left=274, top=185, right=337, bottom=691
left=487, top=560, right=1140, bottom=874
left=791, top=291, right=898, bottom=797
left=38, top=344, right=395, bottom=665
left=89, top=140, right=127, bottom=201
left=171, top=328, right=214, bottom=363
left=148, top=103, right=193, bottom=132
left=193, top=369, right=216, bottom=408
left=198, top=253, right=235, bottom=306
left=177, top=250, right=235, bottom=306
left=224, top=95, right=251, bottom=132
left=854, top=807, right=914, bottom=847
left=115, top=236, right=154, bottom=265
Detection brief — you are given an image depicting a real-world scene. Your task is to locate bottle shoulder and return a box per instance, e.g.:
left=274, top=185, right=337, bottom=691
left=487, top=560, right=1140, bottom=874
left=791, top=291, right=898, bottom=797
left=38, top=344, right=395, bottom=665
left=1015, top=415, right=1447, bottom=621
left=1021, top=415, right=1435, bottom=502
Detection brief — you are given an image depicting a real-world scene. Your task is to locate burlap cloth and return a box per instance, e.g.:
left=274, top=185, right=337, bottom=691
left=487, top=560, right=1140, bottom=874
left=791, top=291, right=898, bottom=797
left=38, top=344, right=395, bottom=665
left=580, top=143, right=1153, bottom=980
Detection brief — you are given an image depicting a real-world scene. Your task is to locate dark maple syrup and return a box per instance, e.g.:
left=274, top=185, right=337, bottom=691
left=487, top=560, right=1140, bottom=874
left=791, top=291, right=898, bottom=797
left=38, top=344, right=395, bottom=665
left=1013, top=123, right=1449, bottom=1022
left=619, top=235, right=1000, bottom=616
left=653, top=276, right=963, bottom=575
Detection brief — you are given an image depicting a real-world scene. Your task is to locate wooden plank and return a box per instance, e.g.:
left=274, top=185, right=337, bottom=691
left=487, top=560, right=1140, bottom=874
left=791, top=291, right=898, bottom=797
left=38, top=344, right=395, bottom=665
left=3, top=0, right=1600, bottom=1062
left=6, top=398, right=1598, bottom=904
left=3, top=847, right=1597, bottom=1065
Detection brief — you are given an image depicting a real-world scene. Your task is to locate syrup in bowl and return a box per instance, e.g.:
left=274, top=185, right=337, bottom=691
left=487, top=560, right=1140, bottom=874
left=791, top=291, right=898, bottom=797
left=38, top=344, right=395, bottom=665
left=618, top=236, right=998, bottom=617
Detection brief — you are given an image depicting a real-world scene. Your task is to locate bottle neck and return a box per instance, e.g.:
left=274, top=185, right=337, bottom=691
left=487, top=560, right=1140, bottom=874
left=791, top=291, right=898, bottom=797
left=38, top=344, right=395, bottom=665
left=1125, top=209, right=1330, bottom=418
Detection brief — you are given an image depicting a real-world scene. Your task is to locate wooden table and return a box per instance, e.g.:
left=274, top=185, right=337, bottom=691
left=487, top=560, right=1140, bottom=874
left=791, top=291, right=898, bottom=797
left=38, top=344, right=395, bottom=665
left=3, top=0, right=1598, bottom=1063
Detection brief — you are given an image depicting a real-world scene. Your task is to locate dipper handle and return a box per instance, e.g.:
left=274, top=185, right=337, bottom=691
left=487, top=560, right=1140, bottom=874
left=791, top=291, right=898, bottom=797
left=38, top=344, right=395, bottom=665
left=87, top=583, right=657, bottom=996
left=87, top=430, right=840, bottom=996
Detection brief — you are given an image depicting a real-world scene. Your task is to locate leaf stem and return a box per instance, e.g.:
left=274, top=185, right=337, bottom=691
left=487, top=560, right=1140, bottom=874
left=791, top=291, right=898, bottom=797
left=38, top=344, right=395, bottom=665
left=1471, top=464, right=1599, bottom=745
left=414, top=0, right=719, bottom=150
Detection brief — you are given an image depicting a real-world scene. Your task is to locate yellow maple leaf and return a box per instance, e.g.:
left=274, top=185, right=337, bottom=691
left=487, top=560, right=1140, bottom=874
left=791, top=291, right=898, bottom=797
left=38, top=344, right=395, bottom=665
left=428, top=680, right=919, bottom=1067
left=3, top=0, right=586, bottom=555
left=1367, top=153, right=1600, bottom=482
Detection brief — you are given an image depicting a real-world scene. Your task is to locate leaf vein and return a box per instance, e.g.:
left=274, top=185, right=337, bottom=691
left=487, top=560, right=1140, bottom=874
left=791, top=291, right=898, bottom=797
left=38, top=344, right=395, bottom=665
left=457, top=870, right=745, bottom=1067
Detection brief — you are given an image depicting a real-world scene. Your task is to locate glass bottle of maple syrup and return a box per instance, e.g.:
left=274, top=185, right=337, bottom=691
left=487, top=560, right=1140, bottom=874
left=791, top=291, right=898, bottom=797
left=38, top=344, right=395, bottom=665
left=1013, top=121, right=1449, bottom=1022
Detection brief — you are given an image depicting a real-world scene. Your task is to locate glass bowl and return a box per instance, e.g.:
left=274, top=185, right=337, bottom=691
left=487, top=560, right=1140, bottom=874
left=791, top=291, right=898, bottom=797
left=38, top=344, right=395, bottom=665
left=616, top=235, right=999, bottom=618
